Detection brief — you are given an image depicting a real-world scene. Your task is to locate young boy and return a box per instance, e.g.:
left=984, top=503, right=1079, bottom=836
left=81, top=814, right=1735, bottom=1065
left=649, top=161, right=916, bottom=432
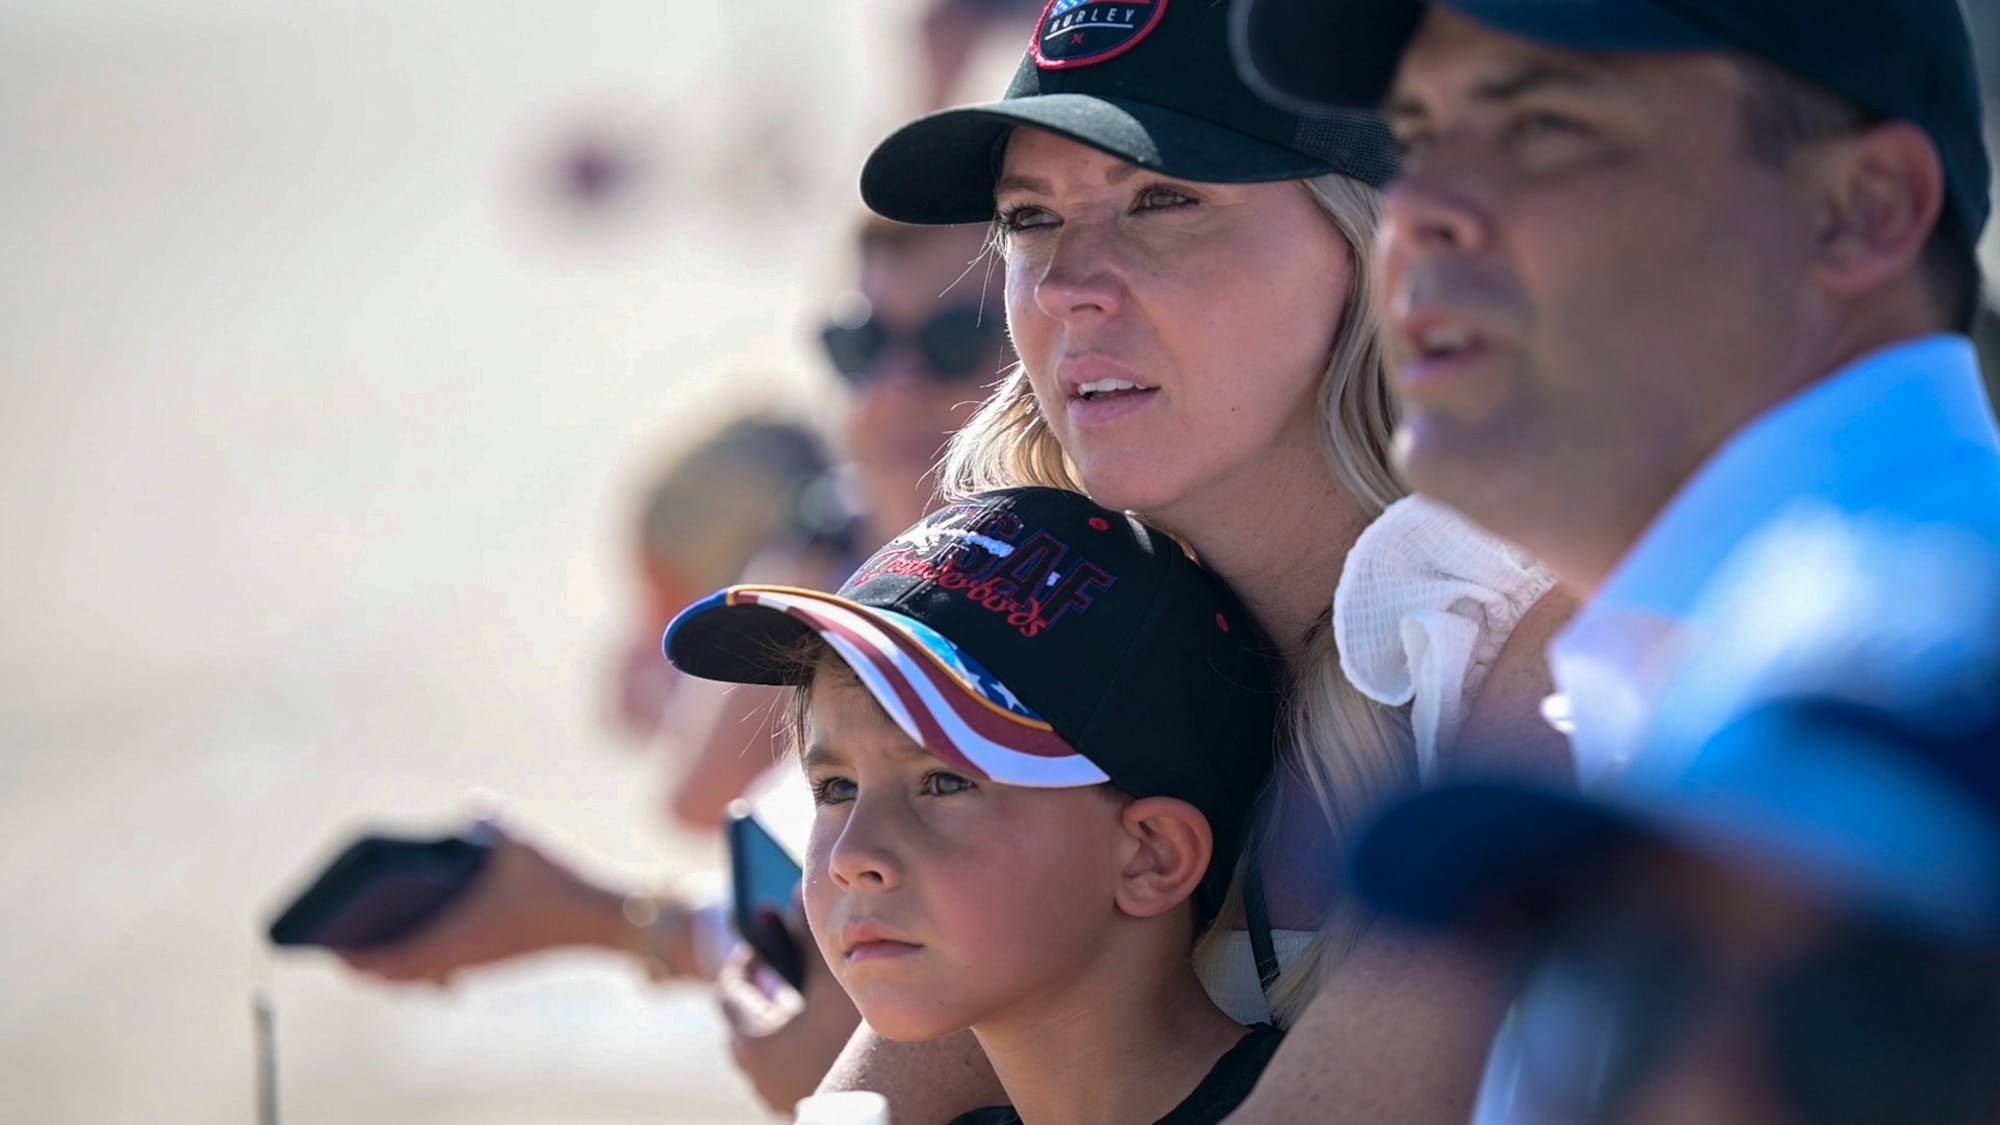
left=666, top=487, right=1286, bottom=1125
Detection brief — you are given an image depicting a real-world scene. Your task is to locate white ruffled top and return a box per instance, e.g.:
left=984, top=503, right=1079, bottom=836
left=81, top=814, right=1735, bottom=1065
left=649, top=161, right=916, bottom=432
left=1334, top=495, right=1558, bottom=780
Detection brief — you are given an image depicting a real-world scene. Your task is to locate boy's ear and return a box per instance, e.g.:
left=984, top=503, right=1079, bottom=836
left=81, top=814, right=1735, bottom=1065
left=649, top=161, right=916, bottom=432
left=1113, top=797, right=1214, bottom=921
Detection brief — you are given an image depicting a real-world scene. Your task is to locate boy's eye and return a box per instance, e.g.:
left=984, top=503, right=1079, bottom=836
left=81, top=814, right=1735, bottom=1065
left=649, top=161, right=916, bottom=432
left=811, top=776, right=857, bottom=806
left=920, top=770, right=977, bottom=797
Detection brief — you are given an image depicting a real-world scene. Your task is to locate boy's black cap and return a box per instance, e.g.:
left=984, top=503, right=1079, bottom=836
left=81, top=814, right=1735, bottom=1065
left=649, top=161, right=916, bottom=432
left=861, top=0, right=1400, bottom=226
left=665, top=487, right=1284, bottom=921
left=1232, top=0, right=1992, bottom=243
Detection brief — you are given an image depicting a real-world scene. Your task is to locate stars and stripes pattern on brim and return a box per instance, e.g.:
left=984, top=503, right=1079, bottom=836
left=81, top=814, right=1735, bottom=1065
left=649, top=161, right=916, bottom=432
left=728, top=587, right=1110, bottom=788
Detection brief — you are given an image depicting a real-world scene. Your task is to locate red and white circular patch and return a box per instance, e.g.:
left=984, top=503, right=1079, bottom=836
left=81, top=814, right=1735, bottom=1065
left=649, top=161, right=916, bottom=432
left=1032, top=0, right=1170, bottom=70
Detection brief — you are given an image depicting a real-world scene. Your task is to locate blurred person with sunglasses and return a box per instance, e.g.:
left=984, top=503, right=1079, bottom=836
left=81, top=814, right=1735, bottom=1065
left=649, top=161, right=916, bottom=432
left=1347, top=514, right=2000, bottom=1125
left=828, top=216, right=1009, bottom=545
left=336, top=216, right=1004, bottom=1115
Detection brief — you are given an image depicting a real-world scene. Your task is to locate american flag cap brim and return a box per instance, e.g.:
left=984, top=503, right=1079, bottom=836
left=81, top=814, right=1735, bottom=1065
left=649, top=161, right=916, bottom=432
left=678, top=585, right=1112, bottom=789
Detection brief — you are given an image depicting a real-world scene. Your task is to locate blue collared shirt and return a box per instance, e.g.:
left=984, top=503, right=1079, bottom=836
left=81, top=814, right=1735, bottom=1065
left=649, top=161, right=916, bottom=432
left=1548, top=334, right=2000, bottom=786
left=1482, top=333, right=2000, bottom=1125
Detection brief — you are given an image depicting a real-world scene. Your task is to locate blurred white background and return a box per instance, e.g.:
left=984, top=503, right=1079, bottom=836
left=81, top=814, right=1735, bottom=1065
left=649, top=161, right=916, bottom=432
left=0, top=0, right=1036, bottom=1121
left=0, top=2, right=1995, bottom=1122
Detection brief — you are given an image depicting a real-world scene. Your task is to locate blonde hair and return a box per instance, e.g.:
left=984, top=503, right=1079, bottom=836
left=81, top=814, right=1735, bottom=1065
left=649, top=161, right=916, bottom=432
left=938, top=172, right=1418, bottom=1026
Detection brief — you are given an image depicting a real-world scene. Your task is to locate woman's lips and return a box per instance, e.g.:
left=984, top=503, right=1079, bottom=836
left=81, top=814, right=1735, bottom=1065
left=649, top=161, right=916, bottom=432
left=1066, top=386, right=1159, bottom=428
left=1057, top=356, right=1160, bottom=429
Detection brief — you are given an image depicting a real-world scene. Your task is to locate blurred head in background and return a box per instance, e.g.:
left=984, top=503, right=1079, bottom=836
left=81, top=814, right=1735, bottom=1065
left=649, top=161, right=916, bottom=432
left=824, top=217, right=1008, bottom=542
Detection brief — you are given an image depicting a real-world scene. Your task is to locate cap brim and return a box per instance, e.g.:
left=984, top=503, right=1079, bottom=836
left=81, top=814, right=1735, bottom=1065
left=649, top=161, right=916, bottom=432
left=1232, top=0, right=1730, bottom=113
left=1357, top=706, right=2000, bottom=942
left=665, top=586, right=1110, bottom=788
left=861, top=95, right=1342, bottom=226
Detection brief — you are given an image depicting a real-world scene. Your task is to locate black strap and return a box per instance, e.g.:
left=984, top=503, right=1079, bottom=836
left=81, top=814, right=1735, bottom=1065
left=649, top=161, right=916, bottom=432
left=1243, top=862, right=1282, bottom=998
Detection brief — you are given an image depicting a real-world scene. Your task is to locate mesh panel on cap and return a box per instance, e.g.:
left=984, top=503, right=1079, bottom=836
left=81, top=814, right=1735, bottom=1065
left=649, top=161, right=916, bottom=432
left=1291, top=112, right=1401, bottom=188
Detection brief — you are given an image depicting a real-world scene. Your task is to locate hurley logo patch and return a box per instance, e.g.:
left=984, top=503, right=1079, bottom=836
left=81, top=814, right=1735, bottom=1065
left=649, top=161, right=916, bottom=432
left=1033, top=0, right=1169, bottom=70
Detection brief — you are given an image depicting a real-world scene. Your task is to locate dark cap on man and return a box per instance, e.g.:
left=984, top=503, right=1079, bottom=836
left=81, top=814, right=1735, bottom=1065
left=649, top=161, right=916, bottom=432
left=1232, top=0, right=1992, bottom=243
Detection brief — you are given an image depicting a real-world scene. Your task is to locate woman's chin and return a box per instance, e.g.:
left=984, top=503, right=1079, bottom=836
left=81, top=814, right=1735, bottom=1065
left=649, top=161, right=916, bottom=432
left=1072, top=466, right=1190, bottom=517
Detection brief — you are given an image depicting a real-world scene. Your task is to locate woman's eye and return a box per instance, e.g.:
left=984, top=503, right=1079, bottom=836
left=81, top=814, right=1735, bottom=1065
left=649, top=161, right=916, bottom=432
left=920, top=770, right=977, bottom=797
left=811, top=776, right=857, bottom=806
left=997, top=203, right=1057, bottom=234
left=1135, top=186, right=1195, bottom=212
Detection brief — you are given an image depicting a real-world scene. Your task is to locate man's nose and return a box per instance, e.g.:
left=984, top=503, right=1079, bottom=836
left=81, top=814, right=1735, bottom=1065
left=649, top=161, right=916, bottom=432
left=1381, top=146, right=1493, bottom=261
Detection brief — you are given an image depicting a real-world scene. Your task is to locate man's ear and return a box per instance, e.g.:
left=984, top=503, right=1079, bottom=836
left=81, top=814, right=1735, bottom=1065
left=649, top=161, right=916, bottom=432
left=1113, top=797, right=1214, bottom=921
left=1808, top=120, right=1946, bottom=301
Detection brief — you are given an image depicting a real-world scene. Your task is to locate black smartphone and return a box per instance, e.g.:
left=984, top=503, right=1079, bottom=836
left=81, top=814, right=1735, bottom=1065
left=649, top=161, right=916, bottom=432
left=266, top=826, right=494, bottom=950
left=726, top=806, right=808, bottom=992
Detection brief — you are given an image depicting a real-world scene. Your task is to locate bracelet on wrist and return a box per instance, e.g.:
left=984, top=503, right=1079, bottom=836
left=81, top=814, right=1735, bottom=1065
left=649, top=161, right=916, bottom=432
left=621, top=891, right=692, bottom=982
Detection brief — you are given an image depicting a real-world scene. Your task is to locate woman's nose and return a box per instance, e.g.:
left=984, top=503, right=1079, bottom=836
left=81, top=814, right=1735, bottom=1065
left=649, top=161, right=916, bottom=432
left=1031, top=221, right=1127, bottom=323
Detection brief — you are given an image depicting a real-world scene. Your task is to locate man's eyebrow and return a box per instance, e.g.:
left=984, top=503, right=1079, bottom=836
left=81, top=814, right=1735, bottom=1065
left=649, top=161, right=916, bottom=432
left=1469, top=60, right=1602, bottom=102
left=1385, top=58, right=1604, bottom=122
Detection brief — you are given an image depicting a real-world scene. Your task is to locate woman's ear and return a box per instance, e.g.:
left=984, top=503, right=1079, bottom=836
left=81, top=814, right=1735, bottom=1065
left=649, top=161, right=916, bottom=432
left=1113, top=797, right=1214, bottom=921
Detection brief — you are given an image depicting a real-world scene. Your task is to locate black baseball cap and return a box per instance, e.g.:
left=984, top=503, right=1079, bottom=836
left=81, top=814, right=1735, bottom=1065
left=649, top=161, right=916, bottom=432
left=1232, top=0, right=1992, bottom=243
left=664, top=487, right=1284, bottom=921
left=860, top=0, right=1401, bottom=226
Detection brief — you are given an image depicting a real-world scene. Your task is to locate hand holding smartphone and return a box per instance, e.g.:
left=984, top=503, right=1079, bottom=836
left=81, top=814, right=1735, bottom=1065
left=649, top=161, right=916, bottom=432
left=266, top=825, right=495, bottom=950
left=726, top=803, right=808, bottom=992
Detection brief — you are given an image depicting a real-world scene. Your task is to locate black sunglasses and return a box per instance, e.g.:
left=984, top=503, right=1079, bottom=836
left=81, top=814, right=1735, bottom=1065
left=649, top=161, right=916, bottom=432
left=1509, top=911, right=2000, bottom=1125
left=819, top=305, right=1003, bottom=386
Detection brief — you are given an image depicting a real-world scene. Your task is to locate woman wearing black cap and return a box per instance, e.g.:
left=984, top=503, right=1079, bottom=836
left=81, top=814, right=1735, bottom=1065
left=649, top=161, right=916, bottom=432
left=820, top=0, right=1577, bottom=1122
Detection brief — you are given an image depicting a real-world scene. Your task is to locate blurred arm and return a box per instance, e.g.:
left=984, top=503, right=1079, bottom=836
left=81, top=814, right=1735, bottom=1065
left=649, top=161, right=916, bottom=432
left=665, top=680, right=787, bottom=832
left=1222, top=925, right=1511, bottom=1125
left=1450, top=586, right=1578, bottom=784
left=716, top=931, right=863, bottom=1113
left=337, top=828, right=702, bottom=984
left=664, top=543, right=843, bottom=831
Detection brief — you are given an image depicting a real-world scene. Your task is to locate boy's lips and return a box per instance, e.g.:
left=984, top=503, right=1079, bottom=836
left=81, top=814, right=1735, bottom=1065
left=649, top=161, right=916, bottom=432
left=840, top=920, right=923, bottom=964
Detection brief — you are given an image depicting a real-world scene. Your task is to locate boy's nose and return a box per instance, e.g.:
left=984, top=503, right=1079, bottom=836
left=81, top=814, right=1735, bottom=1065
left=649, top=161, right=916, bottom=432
left=827, top=803, right=905, bottom=892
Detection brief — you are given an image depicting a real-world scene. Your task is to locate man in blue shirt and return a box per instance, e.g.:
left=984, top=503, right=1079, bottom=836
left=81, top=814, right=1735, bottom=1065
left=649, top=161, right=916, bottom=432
left=1231, top=0, right=2000, bottom=780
